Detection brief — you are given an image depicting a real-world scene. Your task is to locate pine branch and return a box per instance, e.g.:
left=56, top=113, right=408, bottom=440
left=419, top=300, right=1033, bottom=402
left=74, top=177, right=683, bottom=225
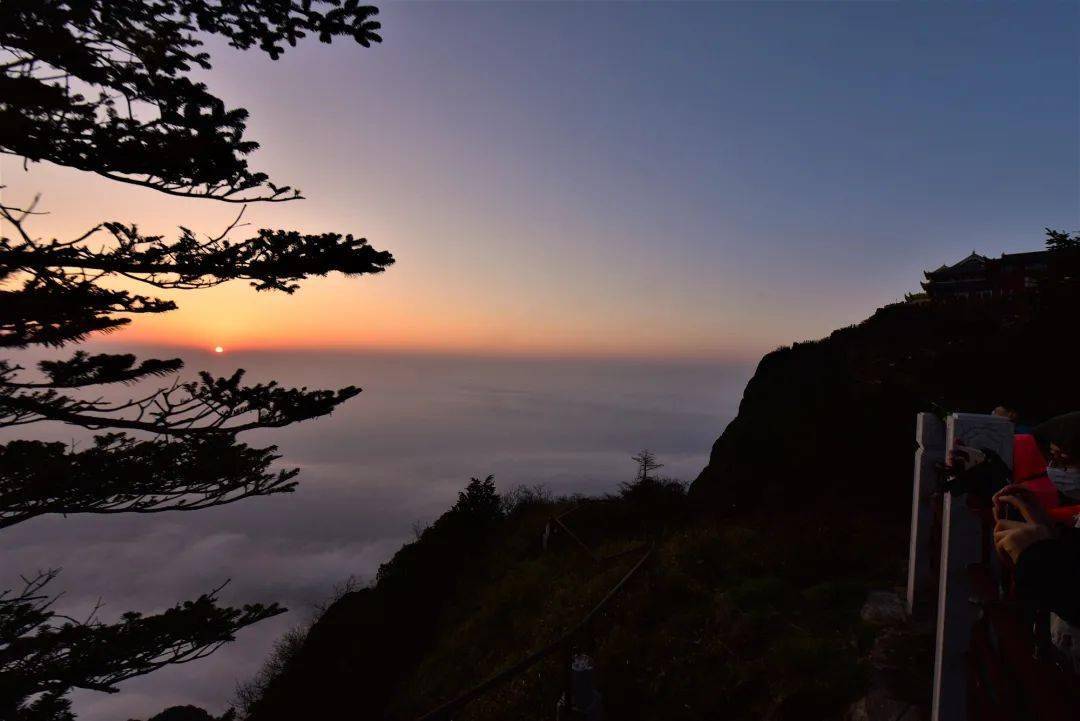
left=1, top=571, right=285, bottom=716
left=39, top=353, right=182, bottom=387
left=0, top=433, right=298, bottom=529
left=0, top=353, right=183, bottom=389
left=0, top=369, right=361, bottom=435
left=0, top=278, right=175, bottom=349
left=1, top=203, right=395, bottom=295
left=0, top=0, right=381, bottom=200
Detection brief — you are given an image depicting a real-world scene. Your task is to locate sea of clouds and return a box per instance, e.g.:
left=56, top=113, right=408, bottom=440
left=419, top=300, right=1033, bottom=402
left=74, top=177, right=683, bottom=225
left=2, top=348, right=752, bottom=720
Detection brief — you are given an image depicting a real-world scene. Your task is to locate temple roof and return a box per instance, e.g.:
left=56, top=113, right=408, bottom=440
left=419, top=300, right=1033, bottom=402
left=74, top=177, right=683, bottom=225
left=921, top=248, right=1052, bottom=294
left=924, top=252, right=988, bottom=279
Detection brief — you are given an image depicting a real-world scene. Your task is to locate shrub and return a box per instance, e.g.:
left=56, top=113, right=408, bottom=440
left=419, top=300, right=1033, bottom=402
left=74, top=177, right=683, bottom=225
left=233, top=578, right=360, bottom=717
left=500, top=484, right=552, bottom=517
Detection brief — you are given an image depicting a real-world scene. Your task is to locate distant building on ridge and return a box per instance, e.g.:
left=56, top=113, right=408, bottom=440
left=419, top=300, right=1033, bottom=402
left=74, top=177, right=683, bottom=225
left=921, top=250, right=1050, bottom=300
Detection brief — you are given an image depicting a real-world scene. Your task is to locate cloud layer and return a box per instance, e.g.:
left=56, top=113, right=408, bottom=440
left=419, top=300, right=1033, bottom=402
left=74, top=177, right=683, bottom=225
left=2, top=350, right=750, bottom=720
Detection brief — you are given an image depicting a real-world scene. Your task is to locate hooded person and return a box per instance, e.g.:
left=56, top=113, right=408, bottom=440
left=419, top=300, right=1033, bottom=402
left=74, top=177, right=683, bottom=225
left=1035, top=411, right=1080, bottom=504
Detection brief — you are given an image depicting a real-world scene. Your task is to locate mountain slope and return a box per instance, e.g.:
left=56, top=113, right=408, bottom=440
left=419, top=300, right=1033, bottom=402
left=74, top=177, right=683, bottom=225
left=691, top=291, right=1079, bottom=512
left=244, top=288, right=1080, bottom=721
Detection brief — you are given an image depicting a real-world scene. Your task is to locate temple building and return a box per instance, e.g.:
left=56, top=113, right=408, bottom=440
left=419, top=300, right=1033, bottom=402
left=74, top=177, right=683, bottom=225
left=921, top=250, right=1050, bottom=300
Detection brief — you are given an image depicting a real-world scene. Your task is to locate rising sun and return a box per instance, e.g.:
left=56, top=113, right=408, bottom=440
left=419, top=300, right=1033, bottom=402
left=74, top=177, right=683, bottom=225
left=214, top=346, right=224, bottom=353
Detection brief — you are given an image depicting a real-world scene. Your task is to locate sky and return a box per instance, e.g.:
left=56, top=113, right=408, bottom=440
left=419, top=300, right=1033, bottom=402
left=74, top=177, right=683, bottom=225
left=3, top=1, right=1076, bottom=359
left=3, top=2, right=1080, bottom=718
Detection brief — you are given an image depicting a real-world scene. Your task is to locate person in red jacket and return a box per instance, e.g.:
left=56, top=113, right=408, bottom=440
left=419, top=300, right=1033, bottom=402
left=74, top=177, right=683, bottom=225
left=994, top=412, right=1080, bottom=623
left=992, top=413, right=1080, bottom=673
left=1009, top=433, right=1059, bottom=511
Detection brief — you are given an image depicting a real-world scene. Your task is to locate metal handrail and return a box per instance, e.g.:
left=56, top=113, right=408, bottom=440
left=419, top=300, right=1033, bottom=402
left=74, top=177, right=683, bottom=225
left=413, top=542, right=654, bottom=721
left=552, top=514, right=600, bottom=563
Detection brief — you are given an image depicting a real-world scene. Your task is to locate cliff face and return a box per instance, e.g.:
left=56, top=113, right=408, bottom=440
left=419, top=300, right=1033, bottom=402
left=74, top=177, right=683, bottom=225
left=690, top=290, right=1080, bottom=513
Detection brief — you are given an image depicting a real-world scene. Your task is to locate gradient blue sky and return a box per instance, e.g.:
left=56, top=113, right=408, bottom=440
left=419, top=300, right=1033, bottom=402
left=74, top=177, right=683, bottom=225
left=4, top=0, right=1078, bottom=358
left=3, top=4, right=1080, bottom=718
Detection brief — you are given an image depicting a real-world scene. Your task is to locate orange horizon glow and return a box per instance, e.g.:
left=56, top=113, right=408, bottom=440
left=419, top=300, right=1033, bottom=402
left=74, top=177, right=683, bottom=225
left=1, top=172, right=779, bottom=367
left=83, top=275, right=769, bottom=364
left=80, top=258, right=777, bottom=363
left=102, top=321, right=768, bottom=364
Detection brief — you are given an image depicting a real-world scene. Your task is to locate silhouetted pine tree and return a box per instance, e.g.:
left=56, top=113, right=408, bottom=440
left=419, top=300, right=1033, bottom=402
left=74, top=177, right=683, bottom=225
left=1045, top=228, right=1080, bottom=287
left=1045, top=229, right=1080, bottom=252
left=0, top=3, right=391, bottom=718
left=630, top=449, right=663, bottom=484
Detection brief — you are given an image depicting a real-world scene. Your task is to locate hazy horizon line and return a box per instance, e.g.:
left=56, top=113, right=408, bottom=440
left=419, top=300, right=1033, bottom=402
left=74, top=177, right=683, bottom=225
left=85, top=337, right=769, bottom=366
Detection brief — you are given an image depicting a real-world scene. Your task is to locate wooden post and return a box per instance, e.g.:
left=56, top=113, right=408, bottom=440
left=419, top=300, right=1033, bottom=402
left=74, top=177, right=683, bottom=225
left=931, top=413, right=1013, bottom=721
left=908, top=412, right=946, bottom=617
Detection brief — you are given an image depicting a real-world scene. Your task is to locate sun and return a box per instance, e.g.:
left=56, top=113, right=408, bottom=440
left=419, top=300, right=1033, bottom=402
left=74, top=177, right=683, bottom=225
left=214, top=346, right=224, bottom=354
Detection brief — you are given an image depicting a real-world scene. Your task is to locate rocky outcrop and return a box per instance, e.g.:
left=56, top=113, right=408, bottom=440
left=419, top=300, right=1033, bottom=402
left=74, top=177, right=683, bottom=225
left=860, top=590, right=908, bottom=627
left=844, top=590, right=931, bottom=721
left=690, top=291, right=1080, bottom=514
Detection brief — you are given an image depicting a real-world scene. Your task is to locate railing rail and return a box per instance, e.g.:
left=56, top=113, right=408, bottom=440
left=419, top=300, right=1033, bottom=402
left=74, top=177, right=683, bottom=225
left=549, top=506, right=600, bottom=563
left=413, top=539, right=654, bottom=721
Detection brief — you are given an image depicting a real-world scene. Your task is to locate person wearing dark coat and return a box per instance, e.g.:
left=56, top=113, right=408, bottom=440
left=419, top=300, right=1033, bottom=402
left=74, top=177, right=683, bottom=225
left=1012, top=526, right=1080, bottom=625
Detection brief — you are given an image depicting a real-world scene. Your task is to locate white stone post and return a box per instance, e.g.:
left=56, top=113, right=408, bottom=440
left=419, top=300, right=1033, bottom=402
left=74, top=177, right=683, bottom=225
left=908, top=412, right=946, bottom=617
left=931, top=413, right=1013, bottom=721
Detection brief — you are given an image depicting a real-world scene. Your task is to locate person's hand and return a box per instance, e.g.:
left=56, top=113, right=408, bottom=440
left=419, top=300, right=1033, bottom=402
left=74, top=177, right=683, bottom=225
left=993, top=484, right=1051, bottom=526
left=993, top=519, right=1052, bottom=564
left=949, top=445, right=986, bottom=472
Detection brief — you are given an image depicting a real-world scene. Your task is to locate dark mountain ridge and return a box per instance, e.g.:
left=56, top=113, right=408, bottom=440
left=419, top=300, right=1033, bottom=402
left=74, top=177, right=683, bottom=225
left=243, top=283, right=1080, bottom=720
left=691, top=288, right=1080, bottom=512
